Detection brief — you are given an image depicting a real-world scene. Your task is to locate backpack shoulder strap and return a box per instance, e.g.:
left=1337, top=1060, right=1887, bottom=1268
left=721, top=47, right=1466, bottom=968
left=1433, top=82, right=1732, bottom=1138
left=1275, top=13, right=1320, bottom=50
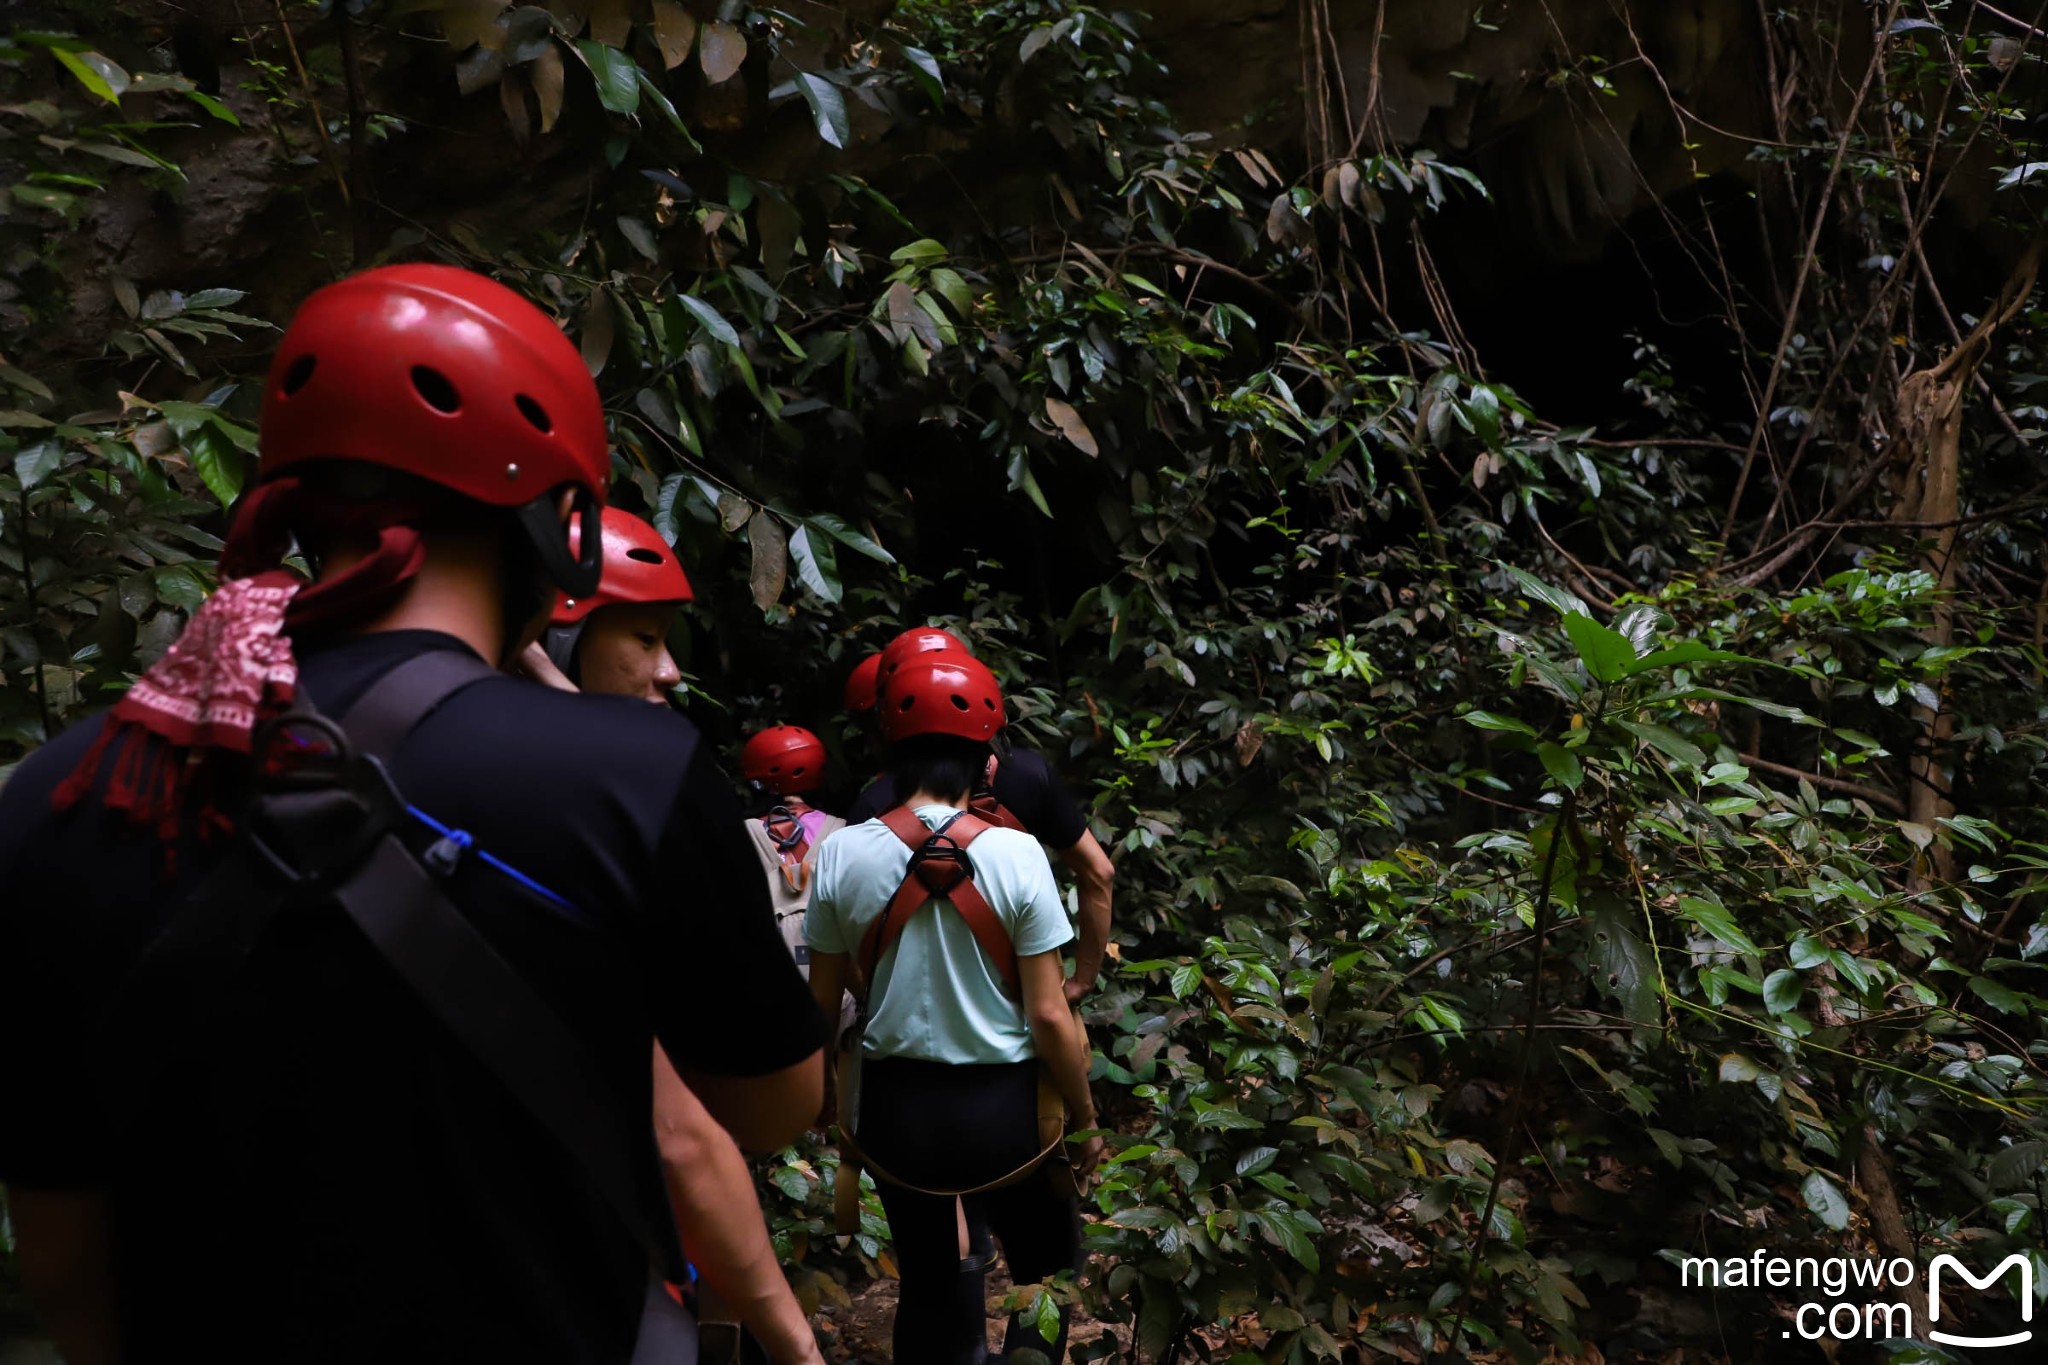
left=339, top=647, right=500, bottom=761
left=858, top=807, right=1020, bottom=998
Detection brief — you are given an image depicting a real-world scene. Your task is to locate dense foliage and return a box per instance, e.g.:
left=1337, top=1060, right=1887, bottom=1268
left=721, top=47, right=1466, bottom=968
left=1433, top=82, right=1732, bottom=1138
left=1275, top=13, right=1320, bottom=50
left=5, top=1, right=2048, bottom=1359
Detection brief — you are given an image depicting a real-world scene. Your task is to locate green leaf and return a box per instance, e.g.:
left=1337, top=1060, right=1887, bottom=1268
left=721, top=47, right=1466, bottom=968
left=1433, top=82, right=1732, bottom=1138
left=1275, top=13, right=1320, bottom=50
left=1615, top=719, right=1707, bottom=770
left=1257, top=1206, right=1323, bottom=1272
left=676, top=293, right=739, bottom=346
left=1588, top=901, right=1659, bottom=1026
left=890, top=238, right=949, bottom=265
left=1563, top=611, right=1637, bottom=683
left=1802, top=1172, right=1849, bottom=1231
left=1762, top=968, right=1803, bottom=1015
left=1033, top=1286, right=1061, bottom=1343
left=1788, top=933, right=1829, bottom=969
left=787, top=524, right=842, bottom=604
left=1679, top=895, right=1760, bottom=955
left=14, top=440, right=62, bottom=489
left=1537, top=741, right=1583, bottom=791
left=1462, top=710, right=1537, bottom=736
left=1718, top=1053, right=1766, bottom=1083
left=188, top=425, right=245, bottom=507
left=1499, top=563, right=1588, bottom=618
left=806, top=511, right=895, bottom=564
left=185, top=288, right=247, bottom=311
left=576, top=41, right=641, bottom=116
left=1969, top=975, right=2026, bottom=1014
left=901, top=44, right=943, bottom=106
left=635, top=70, right=698, bottom=147
left=794, top=72, right=849, bottom=149
left=53, top=48, right=129, bottom=104
left=1627, top=641, right=1744, bottom=676
left=185, top=90, right=239, bottom=125
left=1168, top=961, right=1201, bottom=999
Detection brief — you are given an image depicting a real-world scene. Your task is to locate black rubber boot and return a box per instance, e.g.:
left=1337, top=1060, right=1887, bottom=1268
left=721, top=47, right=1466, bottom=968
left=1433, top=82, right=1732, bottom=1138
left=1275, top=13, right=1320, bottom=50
left=1001, top=1299, right=1069, bottom=1365
left=952, top=1255, right=994, bottom=1365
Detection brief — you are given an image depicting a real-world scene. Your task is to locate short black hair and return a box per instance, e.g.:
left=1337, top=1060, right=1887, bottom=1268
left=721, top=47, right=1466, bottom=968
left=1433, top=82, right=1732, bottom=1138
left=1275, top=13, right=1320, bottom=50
left=885, top=733, right=990, bottom=805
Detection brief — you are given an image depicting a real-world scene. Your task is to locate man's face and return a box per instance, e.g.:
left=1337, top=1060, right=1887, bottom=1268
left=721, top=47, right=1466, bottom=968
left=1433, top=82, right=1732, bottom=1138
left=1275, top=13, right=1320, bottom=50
left=577, top=602, right=682, bottom=704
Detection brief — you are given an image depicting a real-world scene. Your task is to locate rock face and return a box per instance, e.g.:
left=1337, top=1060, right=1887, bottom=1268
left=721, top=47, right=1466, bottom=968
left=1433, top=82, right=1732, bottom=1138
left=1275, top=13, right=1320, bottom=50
left=1146, top=0, right=1813, bottom=260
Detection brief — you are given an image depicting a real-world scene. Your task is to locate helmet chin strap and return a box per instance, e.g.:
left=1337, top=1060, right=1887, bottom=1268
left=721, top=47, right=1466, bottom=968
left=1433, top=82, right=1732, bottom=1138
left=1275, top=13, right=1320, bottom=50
left=515, top=488, right=602, bottom=599
left=542, top=623, right=584, bottom=681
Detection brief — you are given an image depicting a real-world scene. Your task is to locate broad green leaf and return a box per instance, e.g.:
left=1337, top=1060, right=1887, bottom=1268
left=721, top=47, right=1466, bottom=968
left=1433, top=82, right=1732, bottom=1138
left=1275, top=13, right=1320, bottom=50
left=1969, top=975, right=2026, bottom=1014
left=1762, top=968, right=1803, bottom=1015
left=1627, top=641, right=1744, bottom=675
left=635, top=70, right=698, bottom=147
left=1499, top=563, right=1588, bottom=618
left=14, top=440, right=62, bottom=489
left=787, top=524, right=842, bottom=604
left=1788, top=933, right=1829, bottom=969
left=1462, top=710, right=1537, bottom=736
left=806, top=512, right=895, bottom=564
left=1563, top=611, right=1637, bottom=682
left=795, top=72, right=849, bottom=149
left=676, top=293, right=739, bottom=346
left=187, top=426, right=245, bottom=508
left=891, top=238, right=949, bottom=265
left=1615, top=719, right=1707, bottom=770
left=1588, top=901, right=1658, bottom=1026
left=1679, top=895, right=1759, bottom=955
left=1537, top=741, right=1583, bottom=791
left=902, top=44, right=943, bottom=105
left=576, top=41, right=641, bottom=116
left=1802, top=1172, right=1849, bottom=1231
left=53, top=48, right=128, bottom=104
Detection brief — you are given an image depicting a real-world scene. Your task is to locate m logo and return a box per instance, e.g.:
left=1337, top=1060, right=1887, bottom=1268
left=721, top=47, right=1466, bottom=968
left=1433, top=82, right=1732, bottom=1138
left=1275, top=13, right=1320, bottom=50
left=1927, top=1253, right=2034, bottom=1349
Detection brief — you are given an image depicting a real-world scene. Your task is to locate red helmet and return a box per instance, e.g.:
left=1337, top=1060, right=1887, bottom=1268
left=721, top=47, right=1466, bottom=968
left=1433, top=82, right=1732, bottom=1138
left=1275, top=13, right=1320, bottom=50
left=879, top=655, right=1005, bottom=744
left=259, top=264, right=610, bottom=593
left=877, top=626, right=973, bottom=698
left=844, top=653, right=883, bottom=715
left=553, top=508, right=693, bottom=624
left=742, top=725, right=828, bottom=794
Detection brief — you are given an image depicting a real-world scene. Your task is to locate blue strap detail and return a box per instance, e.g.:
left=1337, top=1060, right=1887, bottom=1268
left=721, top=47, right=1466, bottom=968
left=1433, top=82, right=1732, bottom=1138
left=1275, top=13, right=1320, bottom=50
left=406, top=805, right=578, bottom=912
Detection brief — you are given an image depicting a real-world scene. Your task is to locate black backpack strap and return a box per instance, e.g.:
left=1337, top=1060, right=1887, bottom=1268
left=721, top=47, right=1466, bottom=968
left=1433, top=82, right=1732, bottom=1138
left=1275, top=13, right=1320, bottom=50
left=337, top=646, right=500, bottom=761
left=106, top=645, right=683, bottom=1288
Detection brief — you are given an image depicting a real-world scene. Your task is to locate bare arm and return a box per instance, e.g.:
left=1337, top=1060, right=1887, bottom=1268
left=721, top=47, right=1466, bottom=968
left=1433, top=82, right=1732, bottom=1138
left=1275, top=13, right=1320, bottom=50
left=809, top=950, right=850, bottom=1058
left=1019, top=949, right=1103, bottom=1176
left=652, top=1046, right=821, bottom=1365
left=674, top=1047, right=823, bottom=1154
left=12, top=1187, right=121, bottom=1365
left=1058, top=830, right=1115, bottom=1005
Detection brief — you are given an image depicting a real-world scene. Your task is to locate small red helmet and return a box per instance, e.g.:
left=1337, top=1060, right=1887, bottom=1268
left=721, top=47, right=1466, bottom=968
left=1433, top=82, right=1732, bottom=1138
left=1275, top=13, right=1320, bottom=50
left=742, top=725, right=828, bottom=794
left=553, top=508, right=694, bottom=624
left=844, top=653, right=884, bottom=715
left=879, top=655, right=1005, bottom=744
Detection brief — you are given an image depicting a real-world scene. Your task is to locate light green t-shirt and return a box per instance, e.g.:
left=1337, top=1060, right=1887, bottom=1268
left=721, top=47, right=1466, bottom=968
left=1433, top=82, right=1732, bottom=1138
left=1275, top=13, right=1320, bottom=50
left=806, top=804, right=1073, bottom=1065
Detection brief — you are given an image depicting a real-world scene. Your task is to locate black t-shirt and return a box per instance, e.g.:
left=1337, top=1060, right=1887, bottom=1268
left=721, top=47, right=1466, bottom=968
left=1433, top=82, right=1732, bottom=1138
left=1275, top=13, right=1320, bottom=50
left=0, top=630, right=822, bottom=1364
left=844, top=745, right=1089, bottom=849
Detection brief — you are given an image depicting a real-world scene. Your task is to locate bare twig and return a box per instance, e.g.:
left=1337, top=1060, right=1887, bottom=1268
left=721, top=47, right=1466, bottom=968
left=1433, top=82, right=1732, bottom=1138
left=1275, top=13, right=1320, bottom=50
left=1738, top=752, right=1906, bottom=814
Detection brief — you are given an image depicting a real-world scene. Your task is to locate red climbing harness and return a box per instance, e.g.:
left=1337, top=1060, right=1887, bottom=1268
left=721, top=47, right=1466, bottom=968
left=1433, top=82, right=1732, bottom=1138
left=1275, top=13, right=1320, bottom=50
left=857, top=806, right=1020, bottom=998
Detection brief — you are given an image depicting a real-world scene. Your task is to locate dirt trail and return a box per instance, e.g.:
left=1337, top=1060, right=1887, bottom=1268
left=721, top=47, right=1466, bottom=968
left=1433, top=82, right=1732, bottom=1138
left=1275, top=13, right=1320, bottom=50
left=815, top=1265, right=1128, bottom=1362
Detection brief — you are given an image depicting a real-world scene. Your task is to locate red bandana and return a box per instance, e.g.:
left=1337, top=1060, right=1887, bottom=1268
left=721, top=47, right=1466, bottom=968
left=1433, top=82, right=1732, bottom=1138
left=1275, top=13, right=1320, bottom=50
left=51, top=475, right=430, bottom=869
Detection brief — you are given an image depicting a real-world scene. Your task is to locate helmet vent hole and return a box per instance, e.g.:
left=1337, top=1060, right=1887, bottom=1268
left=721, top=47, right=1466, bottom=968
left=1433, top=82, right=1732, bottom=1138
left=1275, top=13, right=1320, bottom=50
left=625, top=548, right=664, bottom=564
left=411, top=366, right=462, bottom=413
left=950, top=694, right=971, bottom=712
left=515, top=393, right=552, bottom=433
left=280, top=354, right=317, bottom=396
left=984, top=697, right=997, bottom=709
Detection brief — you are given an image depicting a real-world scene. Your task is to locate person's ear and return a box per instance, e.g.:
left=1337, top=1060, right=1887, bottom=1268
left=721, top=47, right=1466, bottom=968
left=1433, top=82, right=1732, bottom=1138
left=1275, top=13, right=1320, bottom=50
left=555, top=487, right=578, bottom=528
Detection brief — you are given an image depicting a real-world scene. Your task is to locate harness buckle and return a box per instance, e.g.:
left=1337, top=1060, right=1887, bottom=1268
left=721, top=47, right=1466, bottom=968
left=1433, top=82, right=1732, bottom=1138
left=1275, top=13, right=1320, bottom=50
left=909, top=834, right=974, bottom=897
